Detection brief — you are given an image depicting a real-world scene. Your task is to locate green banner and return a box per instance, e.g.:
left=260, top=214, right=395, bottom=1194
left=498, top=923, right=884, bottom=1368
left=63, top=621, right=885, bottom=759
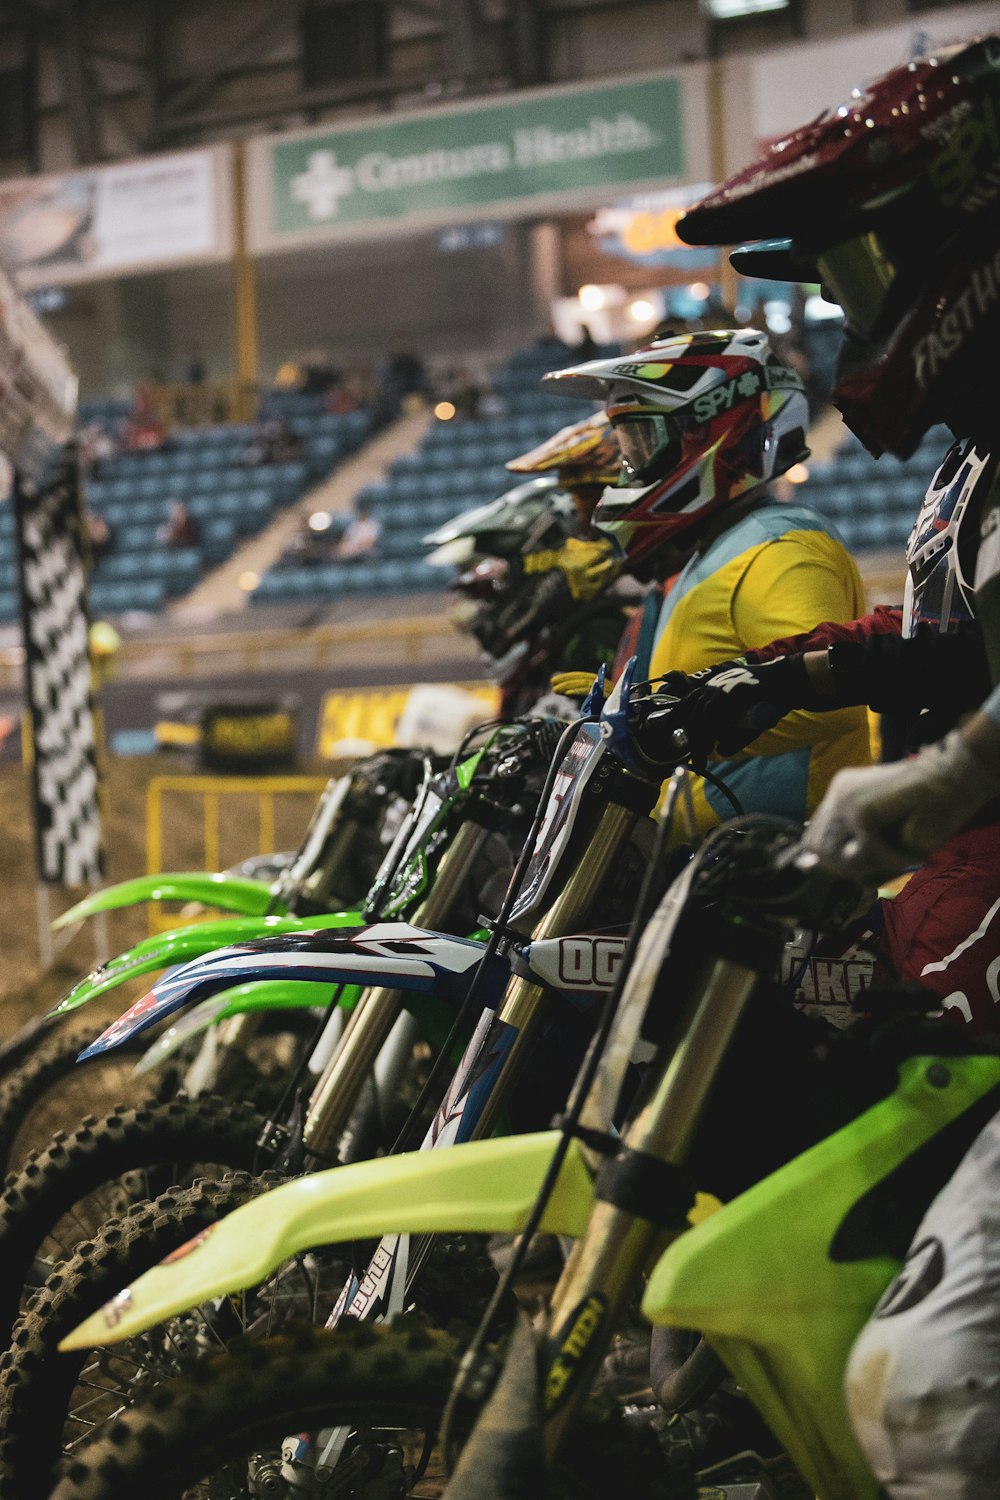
left=260, top=74, right=684, bottom=242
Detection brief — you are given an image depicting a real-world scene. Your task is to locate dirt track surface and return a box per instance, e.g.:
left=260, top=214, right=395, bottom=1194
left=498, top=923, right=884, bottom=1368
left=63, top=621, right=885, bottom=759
left=0, top=753, right=324, bottom=1044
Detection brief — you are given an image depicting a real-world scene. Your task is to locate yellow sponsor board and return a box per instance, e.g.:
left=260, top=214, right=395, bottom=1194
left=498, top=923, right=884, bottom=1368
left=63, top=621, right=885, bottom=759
left=316, top=681, right=500, bottom=759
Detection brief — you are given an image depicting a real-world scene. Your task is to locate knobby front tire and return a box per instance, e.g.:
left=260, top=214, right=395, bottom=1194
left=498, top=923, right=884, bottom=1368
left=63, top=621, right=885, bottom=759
left=0, top=1171, right=282, bottom=1500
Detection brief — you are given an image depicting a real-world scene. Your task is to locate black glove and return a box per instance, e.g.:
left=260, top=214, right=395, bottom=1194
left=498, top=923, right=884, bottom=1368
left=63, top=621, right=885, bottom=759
left=647, top=655, right=815, bottom=769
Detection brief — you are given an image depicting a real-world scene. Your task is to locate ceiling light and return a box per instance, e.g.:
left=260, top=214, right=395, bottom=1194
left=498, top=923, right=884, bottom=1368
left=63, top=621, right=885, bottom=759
left=578, top=284, right=607, bottom=311
left=702, top=0, right=789, bottom=19
left=628, top=298, right=657, bottom=322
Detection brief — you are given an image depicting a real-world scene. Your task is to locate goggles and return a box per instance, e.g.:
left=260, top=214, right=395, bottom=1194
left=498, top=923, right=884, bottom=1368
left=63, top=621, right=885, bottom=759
left=816, top=230, right=898, bottom=339
left=609, top=409, right=683, bottom=483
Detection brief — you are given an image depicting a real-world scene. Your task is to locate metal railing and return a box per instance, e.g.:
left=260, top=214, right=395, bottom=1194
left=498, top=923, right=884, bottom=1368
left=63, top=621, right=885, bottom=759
left=145, top=773, right=328, bottom=933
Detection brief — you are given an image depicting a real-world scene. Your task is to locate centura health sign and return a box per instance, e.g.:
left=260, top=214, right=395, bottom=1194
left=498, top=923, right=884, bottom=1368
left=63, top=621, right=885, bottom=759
left=248, top=72, right=701, bottom=249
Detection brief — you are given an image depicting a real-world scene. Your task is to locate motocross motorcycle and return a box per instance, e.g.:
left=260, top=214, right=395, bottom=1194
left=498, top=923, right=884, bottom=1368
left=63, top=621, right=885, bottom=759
left=0, top=747, right=431, bottom=1175
left=43, top=681, right=1000, bottom=1500
left=0, top=669, right=683, bottom=1499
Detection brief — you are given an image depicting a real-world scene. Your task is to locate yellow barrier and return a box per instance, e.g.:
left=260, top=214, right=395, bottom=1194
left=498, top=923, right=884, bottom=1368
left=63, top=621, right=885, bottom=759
left=145, top=774, right=328, bottom=934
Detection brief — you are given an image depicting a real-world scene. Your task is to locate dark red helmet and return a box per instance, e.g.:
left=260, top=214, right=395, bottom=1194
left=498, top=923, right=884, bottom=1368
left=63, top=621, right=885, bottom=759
left=678, top=36, right=1000, bottom=458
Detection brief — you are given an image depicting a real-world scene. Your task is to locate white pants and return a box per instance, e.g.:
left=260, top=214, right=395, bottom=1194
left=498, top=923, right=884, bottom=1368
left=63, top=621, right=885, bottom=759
left=844, top=1106, right=1000, bottom=1500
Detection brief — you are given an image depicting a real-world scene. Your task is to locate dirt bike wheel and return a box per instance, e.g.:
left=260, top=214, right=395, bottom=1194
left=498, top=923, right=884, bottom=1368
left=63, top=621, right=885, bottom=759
left=0, top=1021, right=166, bottom=1177
left=0, top=1171, right=284, bottom=1500
left=0, top=1095, right=269, bottom=1347
left=46, top=1321, right=688, bottom=1500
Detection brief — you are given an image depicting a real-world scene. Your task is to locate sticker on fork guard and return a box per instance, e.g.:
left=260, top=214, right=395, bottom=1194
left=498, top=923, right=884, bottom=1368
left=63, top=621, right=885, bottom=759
left=161, top=1224, right=217, bottom=1264
left=543, top=1293, right=608, bottom=1415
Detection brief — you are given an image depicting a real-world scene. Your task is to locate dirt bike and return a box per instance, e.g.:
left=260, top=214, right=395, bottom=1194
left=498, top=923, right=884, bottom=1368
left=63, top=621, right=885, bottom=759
left=51, top=687, right=1000, bottom=1500
left=0, top=750, right=433, bottom=1175
left=0, top=671, right=684, bottom=1500
left=0, top=688, right=665, bottom=1394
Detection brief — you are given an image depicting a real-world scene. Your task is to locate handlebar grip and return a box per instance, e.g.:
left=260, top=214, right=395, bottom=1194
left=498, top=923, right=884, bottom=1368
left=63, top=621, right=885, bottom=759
left=628, top=698, right=692, bottom=771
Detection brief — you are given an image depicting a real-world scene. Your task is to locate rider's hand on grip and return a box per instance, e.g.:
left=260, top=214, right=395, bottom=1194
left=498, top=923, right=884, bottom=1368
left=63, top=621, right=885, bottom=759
left=650, top=655, right=811, bottom=766
left=549, top=669, right=608, bottom=700
left=802, top=726, right=1000, bottom=883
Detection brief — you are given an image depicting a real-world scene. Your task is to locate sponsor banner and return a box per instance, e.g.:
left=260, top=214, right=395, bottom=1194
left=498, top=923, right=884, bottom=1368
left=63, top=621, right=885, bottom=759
left=0, top=147, right=233, bottom=288
left=249, top=69, right=709, bottom=249
left=587, top=181, right=718, bottom=270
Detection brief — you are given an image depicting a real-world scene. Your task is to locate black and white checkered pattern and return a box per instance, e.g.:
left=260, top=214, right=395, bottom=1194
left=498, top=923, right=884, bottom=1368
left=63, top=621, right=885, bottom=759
left=14, top=446, right=104, bottom=884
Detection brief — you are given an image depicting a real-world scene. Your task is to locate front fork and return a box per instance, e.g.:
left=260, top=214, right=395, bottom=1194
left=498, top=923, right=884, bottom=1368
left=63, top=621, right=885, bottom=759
left=336, top=793, right=650, bottom=1324
left=301, top=816, right=493, bottom=1160
left=539, top=928, right=778, bottom=1455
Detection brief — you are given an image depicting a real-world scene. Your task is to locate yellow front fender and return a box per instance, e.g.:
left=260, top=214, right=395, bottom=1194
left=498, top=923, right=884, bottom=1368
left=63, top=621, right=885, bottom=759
left=62, top=1131, right=595, bottom=1352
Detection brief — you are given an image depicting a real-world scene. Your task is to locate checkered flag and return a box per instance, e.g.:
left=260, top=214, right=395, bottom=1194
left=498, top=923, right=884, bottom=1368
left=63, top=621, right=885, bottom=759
left=14, top=445, right=104, bottom=884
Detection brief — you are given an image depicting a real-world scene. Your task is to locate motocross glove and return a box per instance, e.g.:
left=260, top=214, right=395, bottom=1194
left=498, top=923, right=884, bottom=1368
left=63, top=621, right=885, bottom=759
left=649, top=654, right=816, bottom=768
left=803, top=728, right=1000, bottom=884
left=522, top=536, right=621, bottom=602
left=548, top=669, right=610, bottom=700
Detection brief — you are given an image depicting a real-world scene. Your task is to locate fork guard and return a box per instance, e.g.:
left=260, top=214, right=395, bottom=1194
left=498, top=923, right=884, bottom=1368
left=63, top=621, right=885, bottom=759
left=60, top=1130, right=597, bottom=1351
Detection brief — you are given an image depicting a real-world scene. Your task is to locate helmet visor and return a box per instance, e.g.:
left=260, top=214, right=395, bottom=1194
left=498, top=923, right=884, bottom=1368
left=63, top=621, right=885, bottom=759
left=816, top=231, right=897, bottom=338
left=610, top=411, right=682, bottom=483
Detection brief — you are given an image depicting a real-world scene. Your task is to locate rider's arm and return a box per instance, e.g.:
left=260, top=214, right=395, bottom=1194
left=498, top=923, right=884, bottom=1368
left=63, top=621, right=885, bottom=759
left=743, top=605, right=903, bottom=664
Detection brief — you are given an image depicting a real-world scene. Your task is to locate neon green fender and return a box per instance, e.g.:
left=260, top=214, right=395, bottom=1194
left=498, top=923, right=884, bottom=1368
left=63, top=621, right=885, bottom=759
left=53, top=873, right=279, bottom=930
left=643, top=1055, right=1000, bottom=1500
left=133, top=981, right=355, bottom=1076
left=49, top=910, right=366, bottom=1018
left=62, top=1131, right=596, bottom=1351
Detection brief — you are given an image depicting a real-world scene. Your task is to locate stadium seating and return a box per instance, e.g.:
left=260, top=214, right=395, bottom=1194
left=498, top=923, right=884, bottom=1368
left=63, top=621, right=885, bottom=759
left=798, top=425, right=949, bottom=555
left=249, top=339, right=605, bottom=606
left=0, top=397, right=373, bottom=623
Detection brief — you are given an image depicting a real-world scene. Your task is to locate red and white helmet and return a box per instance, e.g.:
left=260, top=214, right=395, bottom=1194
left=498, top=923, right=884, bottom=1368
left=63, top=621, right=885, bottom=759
left=541, top=329, right=809, bottom=569
left=677, top=36, right=1000, bottom=459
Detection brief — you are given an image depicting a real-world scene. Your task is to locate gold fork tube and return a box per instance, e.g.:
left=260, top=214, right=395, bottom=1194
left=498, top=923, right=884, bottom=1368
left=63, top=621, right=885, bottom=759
left=466, top=802, right=640, bottom=1143
left=541, top=954, right=760, bottom=1455
left=302, top=819, right=491, bottom=1159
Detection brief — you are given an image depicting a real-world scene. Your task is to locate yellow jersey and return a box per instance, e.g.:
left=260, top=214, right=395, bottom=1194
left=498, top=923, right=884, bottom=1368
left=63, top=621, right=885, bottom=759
left=648, top=502, right=871, bottom=832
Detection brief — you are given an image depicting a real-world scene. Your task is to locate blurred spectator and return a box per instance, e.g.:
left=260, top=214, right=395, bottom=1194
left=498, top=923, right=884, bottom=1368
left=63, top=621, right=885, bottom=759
left=275, top=354, right=304, bottom=388
left=124, top=380, right=167, bottom=452
left=84, top=509, right=115, bottom=566
left=240, top=418, right=303, bottom=466
left=284, top=512, right=347, bottom=565
left=575, top=324, right=600, bottom=361
left=78, top=422, right=116, bottom=477
left=300, top=349, right=341, bottom=396
left=441, top=366, right=503, bottom=420
left=157, top=500, right=200, bottom=549
left=184, top=346, right=207, bottom=384
left=387, top=348, right=429, bottom=410
left=334, top=497, right=381, bottom=560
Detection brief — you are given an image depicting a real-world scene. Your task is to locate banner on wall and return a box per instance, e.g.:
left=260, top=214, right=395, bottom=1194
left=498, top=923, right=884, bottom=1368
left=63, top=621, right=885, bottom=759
left=248, top=69, right=709, bottom=250
left=0, top=147, right=233, bottom=288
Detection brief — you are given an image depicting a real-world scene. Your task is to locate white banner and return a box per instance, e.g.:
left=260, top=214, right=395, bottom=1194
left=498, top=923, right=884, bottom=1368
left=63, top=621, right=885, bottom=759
left=0, top=146, right=233, bottom=288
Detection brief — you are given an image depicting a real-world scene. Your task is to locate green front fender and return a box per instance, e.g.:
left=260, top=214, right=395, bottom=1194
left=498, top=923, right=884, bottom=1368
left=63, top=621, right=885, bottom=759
left=53, top=873, right=279, bottom=929
left=133, top=981, right=360, bottom=1076
left=643, top=1055, right=1000, bottom=1500
left=50, top=910, right=366, bottom=1018
left=62, top=1132, right=596, bottom=1351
